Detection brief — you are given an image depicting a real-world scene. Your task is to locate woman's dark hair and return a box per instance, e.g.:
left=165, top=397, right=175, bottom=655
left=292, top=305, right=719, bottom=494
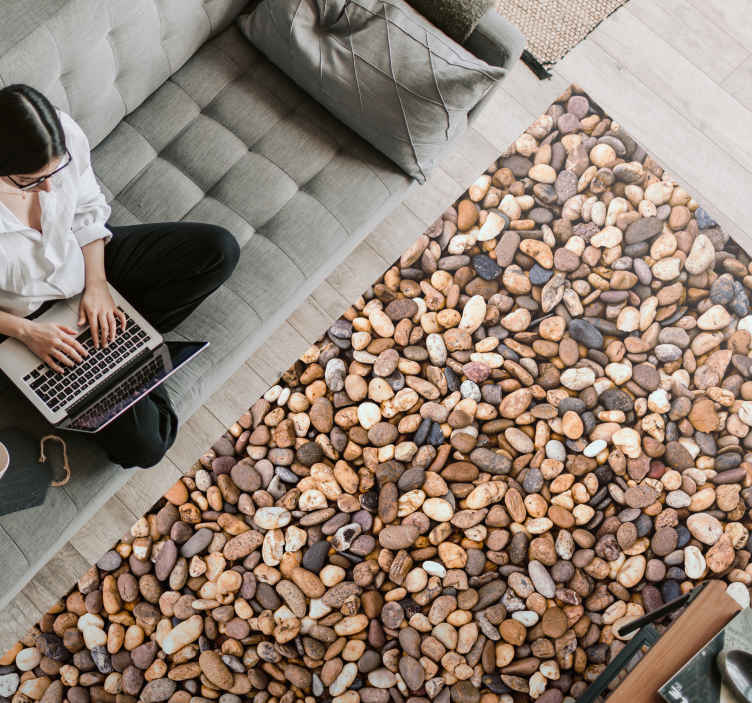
left=0, top=84, right=66, bottom=177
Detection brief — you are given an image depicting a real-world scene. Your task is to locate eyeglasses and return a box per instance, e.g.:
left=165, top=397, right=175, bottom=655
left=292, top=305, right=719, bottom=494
left=6, top=149, right=72, bottom=191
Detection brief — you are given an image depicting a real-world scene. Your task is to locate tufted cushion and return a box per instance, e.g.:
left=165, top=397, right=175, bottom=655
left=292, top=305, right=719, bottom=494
left=0, top=0, right=250, bottom=148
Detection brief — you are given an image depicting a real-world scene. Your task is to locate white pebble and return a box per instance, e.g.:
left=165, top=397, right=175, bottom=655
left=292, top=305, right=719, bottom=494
left=512, top=610, right=540, bottom=627
left=14, top=649, right=40, bottom=672
left=546, top=440, right=566, bottom=461
left=423, top=560, right=447, bottom=578
left=584, top=439, right=606, bottom=458
left=264, top=384, right=282, bottom=402
left=460, top=380, right=481, bottom=401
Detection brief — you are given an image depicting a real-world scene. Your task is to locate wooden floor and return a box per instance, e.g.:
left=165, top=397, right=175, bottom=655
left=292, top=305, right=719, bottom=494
left=3, top=0, right=752, bottom=651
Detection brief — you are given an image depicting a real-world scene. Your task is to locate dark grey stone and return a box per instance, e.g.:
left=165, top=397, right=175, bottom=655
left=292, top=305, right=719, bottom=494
left=568, top=318, right=603, bottom=348
left=471, top=254, right=502, bottom=281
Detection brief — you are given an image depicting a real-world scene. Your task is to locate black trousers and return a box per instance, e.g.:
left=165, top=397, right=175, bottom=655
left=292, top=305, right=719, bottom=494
left=87, top=221, right=239, bottom=469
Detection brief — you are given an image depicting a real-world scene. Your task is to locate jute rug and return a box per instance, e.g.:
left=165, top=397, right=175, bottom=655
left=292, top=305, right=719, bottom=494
left=2, top=85, right=751, bottom=702
left=496, top=0, right=629, bottom=75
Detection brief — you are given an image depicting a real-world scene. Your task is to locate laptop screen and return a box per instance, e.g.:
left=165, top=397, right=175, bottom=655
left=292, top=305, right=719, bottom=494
left=66, top=341, right=207, bottom=432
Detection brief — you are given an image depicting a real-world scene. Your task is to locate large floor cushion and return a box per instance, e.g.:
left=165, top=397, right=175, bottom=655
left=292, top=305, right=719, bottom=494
left=0, top=20, right=413, bottom=611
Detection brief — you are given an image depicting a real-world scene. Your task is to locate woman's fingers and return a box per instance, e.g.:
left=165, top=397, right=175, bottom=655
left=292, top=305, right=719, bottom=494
left=73, top=337, right=88, bottom=357
left=57, top=341, right=83, bottom=364
left=50, top=348, right=76, bottom=368
left=58, top=326, right=88, bottom=358
left=107, top=311, right=117, bottom=342
left=68, top=304, right=122, bottom=350
left=98, top=312, right=110, bottom=347
left=89, top=311, right=100, bottom=349
left=44, top=356, right=65, bottom=374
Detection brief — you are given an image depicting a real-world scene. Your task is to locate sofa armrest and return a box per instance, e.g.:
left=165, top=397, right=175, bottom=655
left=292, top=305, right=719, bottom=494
left=465, top=8, right=525, bottom=71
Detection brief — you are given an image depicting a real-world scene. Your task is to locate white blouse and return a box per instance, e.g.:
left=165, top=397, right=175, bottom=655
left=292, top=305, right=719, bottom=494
left=0, top=108, right=112, bottom=317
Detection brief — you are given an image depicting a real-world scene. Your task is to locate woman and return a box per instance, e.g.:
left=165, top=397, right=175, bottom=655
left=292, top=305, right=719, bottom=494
left=0, top=84, right=240, bottom=468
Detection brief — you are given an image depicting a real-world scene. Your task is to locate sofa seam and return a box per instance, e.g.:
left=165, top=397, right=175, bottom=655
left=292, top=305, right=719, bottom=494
left=104, top=3, right=129, bottom=117
left=300, top=148, right=394, bottom=229
left=152, top=0, right=174, bottom=75
left=294, top=182, right=352, bottom=239
left=199, top=0, right=215, bottom=36
left=227, top=239, right=309, bottom=316
left=0, top=525, right=31, bottom=569
left=43, top=26, right=68, bottom=107
left=115, top=66, right=289, bottom=205
left=204, top=32, right=248, bottom=74
left=117, top=76, right=236, bottom=199
left=160, top=139, right=248, bottom=201
left=195, top=194, right=258, bottom=243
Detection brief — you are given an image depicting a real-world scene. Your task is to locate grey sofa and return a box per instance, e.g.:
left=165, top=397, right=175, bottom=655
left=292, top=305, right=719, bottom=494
left=0, top=0, right=524, bottom=618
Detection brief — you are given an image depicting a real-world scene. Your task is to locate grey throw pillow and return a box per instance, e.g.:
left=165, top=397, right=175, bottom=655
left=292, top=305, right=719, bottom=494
left=405, top=0, right=494, bottom=43
left=237, top=0, right=506, bottom=183
left=316, top=0, right=348, bottom=27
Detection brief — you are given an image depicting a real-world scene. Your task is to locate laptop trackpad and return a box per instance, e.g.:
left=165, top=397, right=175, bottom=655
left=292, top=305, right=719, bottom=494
left=37, top=295, right=81, bottom=328
left=66, top=341, right=208, bottom=432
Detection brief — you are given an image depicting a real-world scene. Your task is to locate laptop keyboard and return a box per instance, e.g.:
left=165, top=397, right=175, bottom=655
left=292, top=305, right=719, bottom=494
left=23, top=310, right=150, bottom=413
left=70, top=354, right=166, bottom=431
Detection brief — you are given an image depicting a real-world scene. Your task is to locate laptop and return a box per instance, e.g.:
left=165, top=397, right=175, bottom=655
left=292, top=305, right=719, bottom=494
left=0, top=284, right=208, bottom=433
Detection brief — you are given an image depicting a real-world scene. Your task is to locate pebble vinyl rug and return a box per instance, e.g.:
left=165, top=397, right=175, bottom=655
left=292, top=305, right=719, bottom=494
left=495, top=0, right=629, bottom=76
left=1, top=84, right=751, bottom=703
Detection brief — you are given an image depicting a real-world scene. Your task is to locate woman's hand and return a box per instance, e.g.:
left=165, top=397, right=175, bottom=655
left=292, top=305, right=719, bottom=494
left=19, top=320, right=89, bottom=374
left=78, top=279, right=126, bottom=348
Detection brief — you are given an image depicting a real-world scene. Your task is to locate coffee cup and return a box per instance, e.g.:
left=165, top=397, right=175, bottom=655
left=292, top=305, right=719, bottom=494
left=0, top=442, right=8, bottom=481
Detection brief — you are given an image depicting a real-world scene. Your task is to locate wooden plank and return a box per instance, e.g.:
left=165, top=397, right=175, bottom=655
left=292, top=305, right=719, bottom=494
left=499, top=62, right=571, bottom=119
left=310, top=279, right=352, bottom=321
left=0, top=592, right=42, bottom=654
left=20, top=543, right=90, bottom=615
left=204, top=363, right=269, bottom=428
left=287, top=296, right=334, bottom=343
left=628, top=0, right=750, bottom=81
left=325, top=258, right=363, bottom=305
left=166, top=405, right=226, bottom=473
left=722, top=55, right=752, bottom=112
left=246, top=321, right=310, bottom=384
left=116, top=457, right=183, bottom=517
left=366, top=204, right=428, bottom=264
left=470, top=85, right=539, bottom=153
left=69, top=495, right=137, bottom=565
left=342, top=241, right=390, bottom=288
left=590, top=7, right=752, bottom=173
left=402, top=166, right=464, bottom=226
left=555, top=40, right=752, bottom=254
left=325, top=241, right=389, bottom=303
left=437, top=127, right=500, bottom=192
left=686, top=0, right=752, bottom=52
